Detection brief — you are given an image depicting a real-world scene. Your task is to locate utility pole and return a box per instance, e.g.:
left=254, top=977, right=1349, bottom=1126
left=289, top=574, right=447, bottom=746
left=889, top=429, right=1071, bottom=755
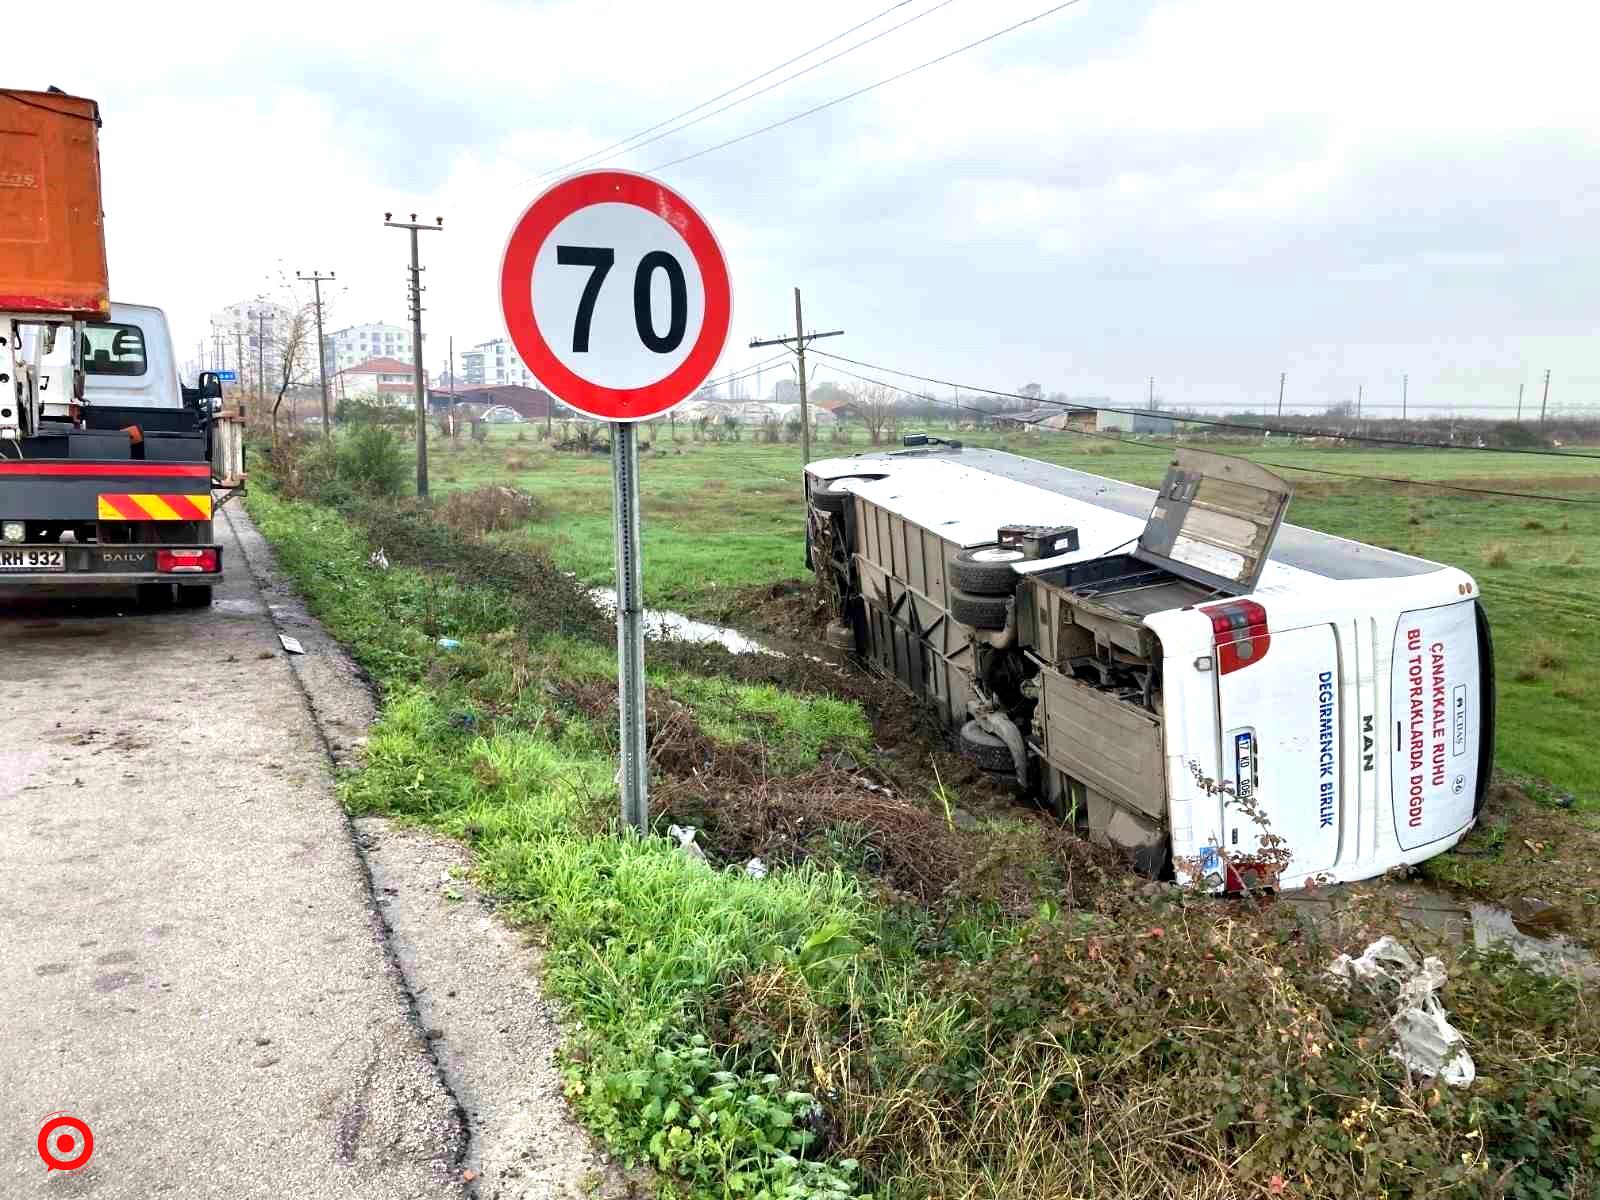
left=1540, top=369, right=1551, bottom=424
left=447, top=335, right=457, bottom=441
left=257, top=309, right=266, bottom=408
left=1402, top=373, right=1408, bottom=423
left=1516, top=381, right=1524, bottom=422
left=235, top=329, right=245, bottom=402
left=1148, top=376, right=1156, bottom=409
left=1356, top=384, right=1363, bottom=421
left=196, top=339, right=205, bottom=378
left=749, top=287, right=843, bottom=466
left=297, top=270, right=336, bottom=438
left=385, top=213, right=443, bottom=498
left=1277, top=371, right=1286, bottom=418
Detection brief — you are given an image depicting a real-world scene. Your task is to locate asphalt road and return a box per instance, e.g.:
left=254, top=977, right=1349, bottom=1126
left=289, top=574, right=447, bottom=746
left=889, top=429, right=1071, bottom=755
left=0, top=514, right=465, bottom=1198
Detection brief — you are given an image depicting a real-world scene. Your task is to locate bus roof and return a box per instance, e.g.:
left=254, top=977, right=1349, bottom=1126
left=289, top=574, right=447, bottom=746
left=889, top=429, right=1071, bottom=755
left=807, top=444, right=1440, bottom=583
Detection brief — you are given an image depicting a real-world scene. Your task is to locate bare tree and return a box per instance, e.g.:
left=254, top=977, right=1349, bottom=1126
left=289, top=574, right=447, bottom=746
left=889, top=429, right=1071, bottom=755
left=855, top=383, right=897, bottom=445
left=269, top=302, right=317, bottom=445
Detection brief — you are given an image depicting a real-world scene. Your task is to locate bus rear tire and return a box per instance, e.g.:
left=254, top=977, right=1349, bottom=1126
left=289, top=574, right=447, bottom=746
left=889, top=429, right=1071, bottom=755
left=177, top=584, right=214, bottom=608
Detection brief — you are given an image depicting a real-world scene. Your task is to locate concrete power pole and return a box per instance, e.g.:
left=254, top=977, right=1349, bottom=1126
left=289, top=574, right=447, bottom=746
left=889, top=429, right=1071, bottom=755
left=448, top=335, right=457, bottom=441
left=235, top=330, right=245, bottom=406
left=256, top=310, right=266, bottom=408
left=749, top=287, right=843, bottom=467
left=1277, top=371, right=1286, bottom=418
left=1516, top=381, right=1524, bottom=422
left=1540, top=369, right=1551, bottom=424
left=1402, top=373, right=1408, bottom=423
left=384, top=213, right=443, bottom=499
left=297, top=270, right=336, bottom=438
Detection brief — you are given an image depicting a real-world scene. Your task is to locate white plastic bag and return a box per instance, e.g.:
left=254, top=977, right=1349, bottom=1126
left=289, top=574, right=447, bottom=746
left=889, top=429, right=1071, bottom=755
left=1329, top=936, right=1474, bottom=1086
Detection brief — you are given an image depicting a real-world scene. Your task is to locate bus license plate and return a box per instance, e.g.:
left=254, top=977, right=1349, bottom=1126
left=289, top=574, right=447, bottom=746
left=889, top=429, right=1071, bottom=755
left=0, top=548, right=65, bottom=571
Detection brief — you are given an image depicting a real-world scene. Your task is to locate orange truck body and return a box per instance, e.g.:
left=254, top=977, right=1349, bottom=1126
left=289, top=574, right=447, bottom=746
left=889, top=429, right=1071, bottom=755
left=0, top=89, right=109, bottom=319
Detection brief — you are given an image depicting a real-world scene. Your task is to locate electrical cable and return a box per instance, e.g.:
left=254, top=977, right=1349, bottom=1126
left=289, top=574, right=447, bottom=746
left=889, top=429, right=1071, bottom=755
left=646, top=0, right=1086, bottom=173
left=531, top=0, right=953, bottom=182
left=808, top=349, right=1600, bottom=460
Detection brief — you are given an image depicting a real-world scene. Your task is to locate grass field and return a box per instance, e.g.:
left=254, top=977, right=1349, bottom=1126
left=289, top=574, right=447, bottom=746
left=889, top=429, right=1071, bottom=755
left=432, top=422, right=1600, bottom=808
left=249, top=465, right=1600, bottom=1199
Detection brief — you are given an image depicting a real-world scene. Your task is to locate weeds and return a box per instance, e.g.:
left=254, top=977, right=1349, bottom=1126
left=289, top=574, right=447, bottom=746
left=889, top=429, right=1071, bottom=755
left=434, top=484, right=541, bottom=537
left=1483, top=542, right=1510, bottom=567
left=248, top=485, right=1600, bottom=1200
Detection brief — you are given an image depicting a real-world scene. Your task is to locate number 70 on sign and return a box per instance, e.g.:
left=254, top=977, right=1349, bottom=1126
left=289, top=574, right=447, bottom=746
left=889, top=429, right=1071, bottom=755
left=499, top=170, right=733, bottom=422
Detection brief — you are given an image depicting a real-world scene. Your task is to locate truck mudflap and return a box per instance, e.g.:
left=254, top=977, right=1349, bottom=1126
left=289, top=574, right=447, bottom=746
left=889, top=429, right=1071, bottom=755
left=0, top=543, right=223, bottom=587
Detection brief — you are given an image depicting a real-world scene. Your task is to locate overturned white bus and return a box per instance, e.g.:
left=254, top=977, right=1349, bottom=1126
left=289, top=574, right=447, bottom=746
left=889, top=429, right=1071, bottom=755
left=805, top=442, right=1495, bottom=891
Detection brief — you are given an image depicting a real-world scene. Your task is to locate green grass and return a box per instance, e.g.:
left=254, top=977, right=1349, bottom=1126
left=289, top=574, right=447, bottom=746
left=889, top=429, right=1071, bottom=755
left=437, top=425, right=1600, bottom=807
left=248, top=478, right=1600, bottom=1200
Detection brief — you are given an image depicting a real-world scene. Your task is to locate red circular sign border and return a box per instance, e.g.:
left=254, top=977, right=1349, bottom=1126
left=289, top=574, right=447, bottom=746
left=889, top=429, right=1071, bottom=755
left=500, top=170, right=732, bottom=423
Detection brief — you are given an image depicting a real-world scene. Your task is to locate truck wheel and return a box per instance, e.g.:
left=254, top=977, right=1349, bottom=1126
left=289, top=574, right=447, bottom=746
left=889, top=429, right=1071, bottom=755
left=177, top=585, right=214, bottom=608
left=950, top=587, right=1009, bottom=631
left=136, top=583, right=173, bottom=609
left=952, top=544, right=1026, bottom=595
left=959, top=720, right=1016, bottom=772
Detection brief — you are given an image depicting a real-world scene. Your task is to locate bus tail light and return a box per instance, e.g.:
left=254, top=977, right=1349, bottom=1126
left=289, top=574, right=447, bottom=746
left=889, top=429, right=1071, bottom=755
left=1205, top=599, right=1270, bottom=674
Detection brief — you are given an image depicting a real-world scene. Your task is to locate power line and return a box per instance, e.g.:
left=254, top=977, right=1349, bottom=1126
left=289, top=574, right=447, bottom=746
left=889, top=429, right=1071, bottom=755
left=806, top=360, right=1600, bottom=505
left=808, top=349, right=1600, bottom=460
left=532, top=0, right=956, bottom=183
left=647, top=0, right=1086, bottom=173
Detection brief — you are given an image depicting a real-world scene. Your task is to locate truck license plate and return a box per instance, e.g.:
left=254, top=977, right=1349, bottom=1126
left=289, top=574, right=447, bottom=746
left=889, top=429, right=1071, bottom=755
left=0, top=548, right=65, bottom=571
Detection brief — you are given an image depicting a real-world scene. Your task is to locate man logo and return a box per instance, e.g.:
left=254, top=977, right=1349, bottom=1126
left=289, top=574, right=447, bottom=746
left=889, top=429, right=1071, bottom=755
left=1361, top=714, right=1375, bottom=771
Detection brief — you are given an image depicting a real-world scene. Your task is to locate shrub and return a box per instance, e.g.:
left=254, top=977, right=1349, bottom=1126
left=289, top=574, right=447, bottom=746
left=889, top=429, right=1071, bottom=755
left=337, top=425, right=409, bottom=499
left=435, top=485, right=541, bottom=537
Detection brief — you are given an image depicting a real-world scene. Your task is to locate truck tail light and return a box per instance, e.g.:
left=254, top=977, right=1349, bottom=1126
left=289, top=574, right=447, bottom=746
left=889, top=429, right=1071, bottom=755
left=1205, top=599, right=1270, bottom=674
left=157, top=548, right=218, bottom=574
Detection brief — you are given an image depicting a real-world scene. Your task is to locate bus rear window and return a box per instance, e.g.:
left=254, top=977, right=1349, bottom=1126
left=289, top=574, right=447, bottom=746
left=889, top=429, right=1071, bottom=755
left=82, top=323, right=147, bottom=377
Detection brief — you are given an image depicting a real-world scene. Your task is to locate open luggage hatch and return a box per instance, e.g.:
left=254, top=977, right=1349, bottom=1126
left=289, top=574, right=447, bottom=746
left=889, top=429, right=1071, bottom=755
left=1137, top=450, right=1292, bottom=594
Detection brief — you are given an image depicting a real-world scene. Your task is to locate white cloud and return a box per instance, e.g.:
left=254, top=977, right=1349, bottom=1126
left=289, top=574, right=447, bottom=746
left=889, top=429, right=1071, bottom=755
left=24, top=0, right=1600, bottom=413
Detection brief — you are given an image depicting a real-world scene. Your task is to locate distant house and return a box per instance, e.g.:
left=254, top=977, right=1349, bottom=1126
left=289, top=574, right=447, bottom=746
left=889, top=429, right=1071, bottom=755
left=337, top=356, right=426, bottom=406
left=1036, top=407, right=1098, bottom=433
left=446, top=383, right=561, bottom=420
left=1097, top=409, right=1175, bottom=436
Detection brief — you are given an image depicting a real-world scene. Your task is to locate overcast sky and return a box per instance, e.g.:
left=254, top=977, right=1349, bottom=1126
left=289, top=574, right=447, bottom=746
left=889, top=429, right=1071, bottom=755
left=30, top=0, right=1600, bottom=416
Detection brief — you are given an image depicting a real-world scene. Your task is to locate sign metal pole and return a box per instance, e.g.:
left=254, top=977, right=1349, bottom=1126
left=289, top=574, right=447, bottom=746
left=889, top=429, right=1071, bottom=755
left=611, top=420, right=648, bottom=831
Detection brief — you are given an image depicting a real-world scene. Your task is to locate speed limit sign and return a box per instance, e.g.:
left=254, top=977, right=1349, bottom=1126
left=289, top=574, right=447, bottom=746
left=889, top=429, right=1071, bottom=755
left=500, top=170, right=732, bottom=837
left=500, top=170, right=732, bottom=421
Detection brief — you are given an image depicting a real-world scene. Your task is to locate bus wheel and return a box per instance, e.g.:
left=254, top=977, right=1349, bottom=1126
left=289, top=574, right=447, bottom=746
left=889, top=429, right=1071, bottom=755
left=177, top=585, right=214, bottom=608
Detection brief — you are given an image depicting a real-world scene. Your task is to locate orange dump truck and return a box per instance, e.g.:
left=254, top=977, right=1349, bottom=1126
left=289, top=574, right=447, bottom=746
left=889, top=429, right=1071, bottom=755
left=1, top=88, right=231, bottom=605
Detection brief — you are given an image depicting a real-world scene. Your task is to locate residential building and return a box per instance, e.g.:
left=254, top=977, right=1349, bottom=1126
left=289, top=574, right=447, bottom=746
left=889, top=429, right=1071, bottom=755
left=335, top=357, right=427, bottom=406
left=209, top=298, right=299, bottom=386
left=324, top=322, right=413, bottom=374
left=459, top=337, right=538, bottom=388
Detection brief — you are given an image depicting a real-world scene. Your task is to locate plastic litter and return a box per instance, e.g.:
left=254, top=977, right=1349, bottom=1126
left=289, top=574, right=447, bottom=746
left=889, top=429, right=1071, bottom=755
left=278, top=634, right=304, bottom=655
left=1328, top=935, right=1475, bottom=1086
left=744, top=857, right=768, bottom=879
left=369, top=548, right=390, bottom=570
left=667, top=824, right=707, bottom=863
left=436, top=638, right=462, bottom=650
